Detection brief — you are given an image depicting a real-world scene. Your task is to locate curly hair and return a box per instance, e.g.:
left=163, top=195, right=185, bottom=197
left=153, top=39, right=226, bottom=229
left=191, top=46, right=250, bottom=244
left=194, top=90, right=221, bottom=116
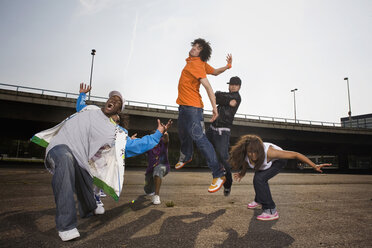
left=229, top=134, right=265, bottom=175
left=191, top=38, right=212, bottom=62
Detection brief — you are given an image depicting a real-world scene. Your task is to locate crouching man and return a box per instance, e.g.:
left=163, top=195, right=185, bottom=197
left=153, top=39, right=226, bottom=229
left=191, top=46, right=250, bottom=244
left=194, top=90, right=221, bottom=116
left=31, top=87, right=172, bottom=241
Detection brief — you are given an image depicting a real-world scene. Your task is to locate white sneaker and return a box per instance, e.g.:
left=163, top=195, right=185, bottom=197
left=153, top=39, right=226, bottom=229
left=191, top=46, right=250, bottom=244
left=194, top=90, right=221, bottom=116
left=99, top=189, right=107, bottom=197
left=152, top=195, right=161, bottom=205
left=58, top=228, right=80, bottom=241
left=95, top=194, right=104, bottom=207
left=94, top=205, right=105, bottom=215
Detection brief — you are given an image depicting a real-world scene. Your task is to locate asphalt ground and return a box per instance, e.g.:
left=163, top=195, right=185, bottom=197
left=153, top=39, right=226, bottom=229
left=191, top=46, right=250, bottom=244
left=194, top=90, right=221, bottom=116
left=0, top=165, right=372, bottom=248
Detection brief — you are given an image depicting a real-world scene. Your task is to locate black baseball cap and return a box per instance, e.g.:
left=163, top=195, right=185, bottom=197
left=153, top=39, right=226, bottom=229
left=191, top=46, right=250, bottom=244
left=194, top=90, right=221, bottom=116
left=227, top=76, right=242, bottom=85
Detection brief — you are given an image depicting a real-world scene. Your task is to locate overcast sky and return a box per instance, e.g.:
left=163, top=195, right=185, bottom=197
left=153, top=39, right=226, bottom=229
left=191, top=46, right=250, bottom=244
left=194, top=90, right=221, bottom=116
left=0, top=0, right=371, bottom=123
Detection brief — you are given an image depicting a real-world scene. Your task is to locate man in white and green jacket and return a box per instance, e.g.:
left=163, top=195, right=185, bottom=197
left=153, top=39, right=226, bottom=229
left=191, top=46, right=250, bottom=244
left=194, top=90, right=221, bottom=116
left=31, top=84, right=172, bottom=241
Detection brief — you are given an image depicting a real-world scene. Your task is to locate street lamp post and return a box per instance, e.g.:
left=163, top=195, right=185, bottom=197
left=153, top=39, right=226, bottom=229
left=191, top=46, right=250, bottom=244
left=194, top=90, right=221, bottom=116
left=88, top=49, right=96, bottom=100
left=344, top=77, right=352, bottom=122
left=291, top=88, right=298, bottom=123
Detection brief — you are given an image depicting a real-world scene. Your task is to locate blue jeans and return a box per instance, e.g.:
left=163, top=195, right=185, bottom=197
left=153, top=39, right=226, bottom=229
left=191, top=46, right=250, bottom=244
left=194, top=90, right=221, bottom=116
left=253, top=159, right=287, bottom=210
left=177, top=105, right=225, bottom=178
left=46, top=145, right=96, bottom=231
left=206, top=126, right=232, bottom=189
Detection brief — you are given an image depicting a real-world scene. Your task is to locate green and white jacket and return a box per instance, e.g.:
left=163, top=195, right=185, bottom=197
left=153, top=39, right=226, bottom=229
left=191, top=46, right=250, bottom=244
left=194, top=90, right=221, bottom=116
left=31, top=106, right=127, bottom=201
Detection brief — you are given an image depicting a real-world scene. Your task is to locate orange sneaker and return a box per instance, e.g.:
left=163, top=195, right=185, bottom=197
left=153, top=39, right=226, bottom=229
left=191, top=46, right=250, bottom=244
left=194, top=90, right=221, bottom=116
left=208, top=176, right=226, bottom=193
left=175, top=159, right=192, bottom=170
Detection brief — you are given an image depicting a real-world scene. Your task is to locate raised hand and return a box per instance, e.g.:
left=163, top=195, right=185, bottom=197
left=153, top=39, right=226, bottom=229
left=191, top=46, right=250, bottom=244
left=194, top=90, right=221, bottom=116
left=164, top=119, right=173, bottom=131
left=79, top=83, right=91, bottom=94
left=226, top=54, right=232, bottom=67
left=157, top=119, right=173, bottom=134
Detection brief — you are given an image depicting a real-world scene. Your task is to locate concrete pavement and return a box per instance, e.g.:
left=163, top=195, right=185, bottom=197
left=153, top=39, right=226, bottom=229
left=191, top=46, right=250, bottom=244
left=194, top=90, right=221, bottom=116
left=0, top=165, right=371, bottom=247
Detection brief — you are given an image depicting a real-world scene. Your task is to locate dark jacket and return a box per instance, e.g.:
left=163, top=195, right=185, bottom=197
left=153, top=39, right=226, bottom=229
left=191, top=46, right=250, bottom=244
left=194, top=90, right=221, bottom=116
left=212, top=91, right=241, bottom=128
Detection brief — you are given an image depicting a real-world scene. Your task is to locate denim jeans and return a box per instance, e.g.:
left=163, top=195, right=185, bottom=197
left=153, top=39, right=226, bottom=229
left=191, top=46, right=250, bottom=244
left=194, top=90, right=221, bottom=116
left=253, top=159, right=287, bottom=210
left=177, top=105, right=225, bottom=178
left=206, top=126, right=232, bottom=189
left=46, top=145, right=96, bottom=231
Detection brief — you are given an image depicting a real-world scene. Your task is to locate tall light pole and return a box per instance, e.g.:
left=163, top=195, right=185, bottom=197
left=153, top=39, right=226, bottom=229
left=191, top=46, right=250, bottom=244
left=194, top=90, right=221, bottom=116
left=291, top=88, right=298, bottom=123
left=344, top=77, right=352, bottom=121
left=88, top=49, right=96, bottom=100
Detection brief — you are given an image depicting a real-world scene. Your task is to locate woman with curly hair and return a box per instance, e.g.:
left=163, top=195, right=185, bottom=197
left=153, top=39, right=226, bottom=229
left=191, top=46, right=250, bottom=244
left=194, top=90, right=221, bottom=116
left=229, top=134, right=331, bottom=221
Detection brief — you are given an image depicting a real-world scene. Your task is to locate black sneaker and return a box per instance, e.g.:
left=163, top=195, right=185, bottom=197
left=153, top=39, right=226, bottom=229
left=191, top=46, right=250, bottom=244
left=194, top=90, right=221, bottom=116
left=223, top=188, right=231, bottom=196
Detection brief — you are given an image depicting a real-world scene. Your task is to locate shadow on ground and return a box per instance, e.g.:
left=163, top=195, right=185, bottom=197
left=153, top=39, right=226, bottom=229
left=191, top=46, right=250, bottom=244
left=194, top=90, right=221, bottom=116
left=0, top=195, right=228, bottom=248
left=216, top=209, right=294, bottom=248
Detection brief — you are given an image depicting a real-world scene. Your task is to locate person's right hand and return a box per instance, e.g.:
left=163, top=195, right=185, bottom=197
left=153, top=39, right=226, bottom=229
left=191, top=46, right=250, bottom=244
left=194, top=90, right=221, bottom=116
left=229, top=99, right=237, bottom=107
left=79, top=83, right=91, bottom=94
left=210, top=108, right=219, bottom=123
left=233, top=173, right=243, bottom=182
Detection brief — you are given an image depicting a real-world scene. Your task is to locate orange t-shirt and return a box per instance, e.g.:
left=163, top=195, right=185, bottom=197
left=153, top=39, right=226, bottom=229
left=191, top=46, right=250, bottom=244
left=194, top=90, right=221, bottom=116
left=176, top=56, right=215, bottom=108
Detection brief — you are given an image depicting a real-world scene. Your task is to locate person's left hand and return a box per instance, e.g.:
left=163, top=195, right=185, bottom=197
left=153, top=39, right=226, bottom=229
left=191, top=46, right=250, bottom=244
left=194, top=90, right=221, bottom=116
left=314, top=163, right=332, bottom=173
left=226, top=54, right=232, bottom=67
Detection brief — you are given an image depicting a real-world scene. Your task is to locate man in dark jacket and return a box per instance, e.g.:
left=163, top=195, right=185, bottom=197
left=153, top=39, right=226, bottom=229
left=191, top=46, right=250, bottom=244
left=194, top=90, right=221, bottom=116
left=206, top=76, right=242, bottom=196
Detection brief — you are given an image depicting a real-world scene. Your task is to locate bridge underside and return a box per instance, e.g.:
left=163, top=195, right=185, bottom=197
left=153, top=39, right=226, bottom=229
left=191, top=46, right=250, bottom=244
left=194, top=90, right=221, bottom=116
left=1, top=90, right=372, bottom=172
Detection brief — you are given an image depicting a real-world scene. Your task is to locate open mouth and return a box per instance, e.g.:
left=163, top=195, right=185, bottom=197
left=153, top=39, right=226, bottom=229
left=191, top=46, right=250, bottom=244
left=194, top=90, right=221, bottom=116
left=107, top=102, right=114, bottom=111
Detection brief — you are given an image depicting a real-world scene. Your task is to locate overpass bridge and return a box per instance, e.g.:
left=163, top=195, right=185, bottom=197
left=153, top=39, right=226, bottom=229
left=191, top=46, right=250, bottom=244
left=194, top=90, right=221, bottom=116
left=1, top=83, right=372, bottom=172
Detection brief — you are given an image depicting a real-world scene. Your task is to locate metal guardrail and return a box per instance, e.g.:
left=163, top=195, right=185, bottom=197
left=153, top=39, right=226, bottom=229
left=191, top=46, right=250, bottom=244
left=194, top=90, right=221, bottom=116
left=0, top=82, right=345, bottom=128
left=341, top=119, right=372, bottom=129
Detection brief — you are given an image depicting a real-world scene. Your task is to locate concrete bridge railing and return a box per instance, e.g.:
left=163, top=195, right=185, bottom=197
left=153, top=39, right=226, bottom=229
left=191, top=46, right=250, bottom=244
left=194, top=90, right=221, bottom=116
left=0, top=83, right=345, bottom=128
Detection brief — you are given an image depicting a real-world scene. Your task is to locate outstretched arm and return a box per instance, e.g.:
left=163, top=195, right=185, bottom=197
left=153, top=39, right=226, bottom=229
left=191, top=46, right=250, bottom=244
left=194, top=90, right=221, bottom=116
left=200, top=78, right=218, bottom=122
left=125, top=119, right=172, bottom=158
left=267, top=146, right=332, bottom=173
left=211, top=54, right=232, bottom=76
left=125, top=130, right=162, bottom=158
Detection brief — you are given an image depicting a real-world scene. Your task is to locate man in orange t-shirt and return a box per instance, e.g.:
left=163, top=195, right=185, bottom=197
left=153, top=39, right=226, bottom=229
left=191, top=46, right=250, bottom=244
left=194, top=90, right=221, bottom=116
left=175, top=38, right=232, bottom=193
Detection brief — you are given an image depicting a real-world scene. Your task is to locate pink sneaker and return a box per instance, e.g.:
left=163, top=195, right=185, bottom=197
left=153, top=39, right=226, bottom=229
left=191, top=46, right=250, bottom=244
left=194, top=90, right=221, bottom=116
left=247, top=201, right=261, bottom=209
left=257, top=211, right=279, bottom=221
